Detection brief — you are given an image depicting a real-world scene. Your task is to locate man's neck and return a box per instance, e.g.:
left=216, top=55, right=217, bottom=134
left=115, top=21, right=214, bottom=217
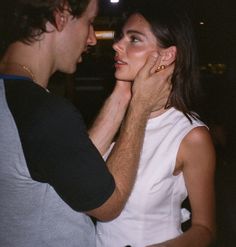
left=0, top=41, right=53, bottom=89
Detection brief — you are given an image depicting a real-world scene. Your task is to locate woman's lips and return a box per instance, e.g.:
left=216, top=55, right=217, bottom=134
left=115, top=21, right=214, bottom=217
left=114, top=57, right=127, bottom=68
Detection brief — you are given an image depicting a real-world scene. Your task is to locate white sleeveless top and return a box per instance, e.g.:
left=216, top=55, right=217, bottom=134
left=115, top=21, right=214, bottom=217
left=96, top=107, right=205, bottom=247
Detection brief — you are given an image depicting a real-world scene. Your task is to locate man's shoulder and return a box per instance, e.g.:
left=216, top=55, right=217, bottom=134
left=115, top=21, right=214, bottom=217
left=4, top=78, right=86, bottom=134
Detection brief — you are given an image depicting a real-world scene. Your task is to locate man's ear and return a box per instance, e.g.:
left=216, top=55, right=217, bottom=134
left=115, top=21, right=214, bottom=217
left=159, top=46, right=177, bottom=66
left=54, top=10, right=68, bottom=31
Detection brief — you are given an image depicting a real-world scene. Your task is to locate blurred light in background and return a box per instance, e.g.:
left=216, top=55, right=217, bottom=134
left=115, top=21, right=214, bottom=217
left=200, top=63, right=227, bottom=75
left=110, top=0, right=119, bottom=3
left=95, top=31, right=115, bottom=40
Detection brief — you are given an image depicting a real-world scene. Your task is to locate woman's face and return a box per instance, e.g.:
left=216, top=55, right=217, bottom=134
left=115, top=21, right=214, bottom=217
left=113, top=13, right=160, bottom=81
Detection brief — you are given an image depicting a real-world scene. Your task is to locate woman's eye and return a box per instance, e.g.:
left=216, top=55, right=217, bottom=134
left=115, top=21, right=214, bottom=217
left=130, top=35, right=140, bottom=43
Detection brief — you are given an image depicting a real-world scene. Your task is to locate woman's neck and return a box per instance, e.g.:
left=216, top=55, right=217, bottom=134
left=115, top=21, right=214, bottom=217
left=149, top=107, right=168, bottom=119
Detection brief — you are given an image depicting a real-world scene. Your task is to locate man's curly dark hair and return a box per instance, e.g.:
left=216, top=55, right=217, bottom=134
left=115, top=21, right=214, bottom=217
left=0, top=0, right=90, bottom=56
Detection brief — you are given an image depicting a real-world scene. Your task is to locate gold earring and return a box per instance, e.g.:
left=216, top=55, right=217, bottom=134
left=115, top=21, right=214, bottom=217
left=155, top=65, right=166, bottom=73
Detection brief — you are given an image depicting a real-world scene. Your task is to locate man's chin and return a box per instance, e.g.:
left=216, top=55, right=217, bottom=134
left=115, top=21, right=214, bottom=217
left=60, top=65, right=77, bottom=75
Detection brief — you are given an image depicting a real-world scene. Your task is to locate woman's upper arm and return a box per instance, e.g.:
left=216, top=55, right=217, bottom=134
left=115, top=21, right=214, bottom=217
left=178, top=126, right=216, bottom=234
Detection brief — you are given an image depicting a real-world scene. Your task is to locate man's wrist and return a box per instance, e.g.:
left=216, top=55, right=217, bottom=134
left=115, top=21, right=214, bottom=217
left=129, top=97, right=151, bottom=117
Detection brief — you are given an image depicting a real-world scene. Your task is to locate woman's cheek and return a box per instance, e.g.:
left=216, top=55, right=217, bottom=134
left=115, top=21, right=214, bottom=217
left=132, top=55, right=149, bottom=74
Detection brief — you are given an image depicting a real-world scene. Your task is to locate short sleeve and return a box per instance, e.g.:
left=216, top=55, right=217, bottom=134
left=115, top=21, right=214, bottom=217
left=18, top=94, right=115, bottom=211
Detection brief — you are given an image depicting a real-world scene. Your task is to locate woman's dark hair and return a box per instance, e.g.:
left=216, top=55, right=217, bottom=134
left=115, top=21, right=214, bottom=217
left=121, top=0, right=201, bottom=122
left=0, top=0, right=90, bottom=55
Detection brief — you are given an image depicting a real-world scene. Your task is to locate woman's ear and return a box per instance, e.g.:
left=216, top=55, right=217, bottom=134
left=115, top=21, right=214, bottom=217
left=159, top=46, right=177, bottom=66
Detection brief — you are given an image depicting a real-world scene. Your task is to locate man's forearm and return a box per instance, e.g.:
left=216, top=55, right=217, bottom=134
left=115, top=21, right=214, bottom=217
left=87, top=99, right=150, bottom=221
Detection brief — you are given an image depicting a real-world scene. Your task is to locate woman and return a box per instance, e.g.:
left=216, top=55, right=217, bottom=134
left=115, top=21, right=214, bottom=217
left=96, top=0, right=215, bottom=246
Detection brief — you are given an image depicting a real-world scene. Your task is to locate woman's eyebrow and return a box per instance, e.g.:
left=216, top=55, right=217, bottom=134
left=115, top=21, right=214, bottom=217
left=126, top=30, right=146, bottom=37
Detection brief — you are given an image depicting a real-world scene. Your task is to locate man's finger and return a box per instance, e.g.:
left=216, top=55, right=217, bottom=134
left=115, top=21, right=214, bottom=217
left=138, top=53, right=159, bottom=77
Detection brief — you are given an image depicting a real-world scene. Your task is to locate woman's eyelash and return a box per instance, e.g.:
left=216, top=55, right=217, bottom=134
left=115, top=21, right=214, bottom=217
left=113, top=33, right=141, bottom=43
left=130, top=35, right=140, bottom=42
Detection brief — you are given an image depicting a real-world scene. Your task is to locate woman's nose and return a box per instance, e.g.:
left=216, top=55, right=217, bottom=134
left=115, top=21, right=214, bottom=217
left=113, top=40, right=122, bottom=52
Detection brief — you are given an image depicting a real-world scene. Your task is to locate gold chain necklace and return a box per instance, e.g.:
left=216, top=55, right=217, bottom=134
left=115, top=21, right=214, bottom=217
left=0, top=62, right=37, bottom=83
left=0, top=61, right=50, bottom=92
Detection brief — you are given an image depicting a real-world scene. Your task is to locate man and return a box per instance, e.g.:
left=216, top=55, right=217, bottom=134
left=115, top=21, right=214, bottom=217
left=0, top=0, right=171, bottom=246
